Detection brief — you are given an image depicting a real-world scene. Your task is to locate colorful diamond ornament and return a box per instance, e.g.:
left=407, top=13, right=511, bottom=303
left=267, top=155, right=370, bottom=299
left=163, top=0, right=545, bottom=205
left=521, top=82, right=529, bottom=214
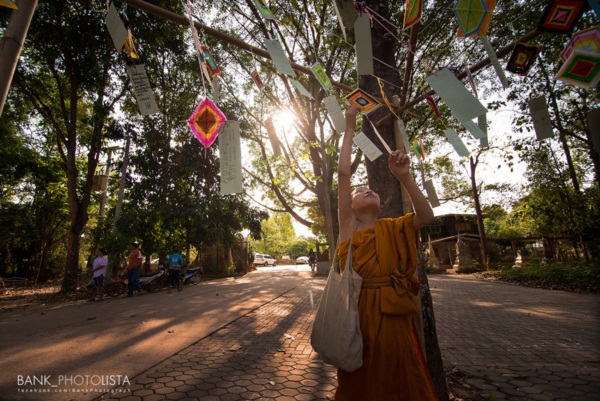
left=537, top=0, right=588, bottom=35
left=557, top=50, right=600, bottom=88
left=188, top=97, right=227, bottom=148
left=560, top=26, right=600, bottom=62
left=506, top=43, right=540, bottom=75
left=454, top=0, right=488, bottom=38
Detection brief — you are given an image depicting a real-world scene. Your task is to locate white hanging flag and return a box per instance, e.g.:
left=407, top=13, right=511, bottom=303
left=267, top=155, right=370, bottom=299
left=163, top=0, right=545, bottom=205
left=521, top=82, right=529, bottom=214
left=444, top=129, right=470, bottom=157
left=478, top=114, right=489, bottom=147
left=353, top=132, right=383, bottom=161
left=354, top=14, right=374, bottom=76
left=528, top=96, right=554, bottom=140
left=323, top=95, right=345, bottom=134
left=396, top=119, right=412, bottom=154
left=126, top=64, right=159, bottom=115
left=479, top=37, right=509, bottom=89
left=106, top=3, right=128, bottom=52
left=290, top=79, right=314, bottom=100
left=219, top=121, right=243, bottom=195
left=264, top=39, right=296, bottom=77
left=424, top=179, right=441, bottom=208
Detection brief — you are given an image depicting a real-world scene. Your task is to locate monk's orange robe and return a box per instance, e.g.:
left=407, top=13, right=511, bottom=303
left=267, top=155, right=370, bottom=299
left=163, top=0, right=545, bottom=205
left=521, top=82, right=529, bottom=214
left=336, top=214, right=438, bottom=401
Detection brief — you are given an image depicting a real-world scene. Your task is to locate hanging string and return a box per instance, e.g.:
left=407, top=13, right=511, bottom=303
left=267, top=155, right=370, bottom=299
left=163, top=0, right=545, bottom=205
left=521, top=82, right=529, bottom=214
left=187, top=0, right=207, bottom=97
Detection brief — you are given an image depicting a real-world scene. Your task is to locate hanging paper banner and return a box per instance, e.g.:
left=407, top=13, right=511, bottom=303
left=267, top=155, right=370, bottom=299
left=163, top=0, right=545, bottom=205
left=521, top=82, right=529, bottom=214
left=466, top=67, right=478, bottom=97
left=253, top=0, right=275, bottom=20
left=479, top=36, right=509, bottom=89
left=200, top=46, right=221, bottom=77
left=219, top=121, right=243, bottom=195
left=556, top=50, right=600, bottom=88
left=403, top=0, right=423, bottom=30
left=354, top=13, right=374, bottom=76
left=311, top=62, right=332, bottom=91
left=290, top=79, right=314, bottom=100
left=264, top=117, right=282, bottom=157
left=528, top=96, right=555, bottom=140
left=457, top=0, right=496, bottom=37
left=396, top=119, right=412, bottom=154
left=478, top=114, right=488, bottom=147
left=323, top=95, right=346, bottom=134
left=126, top=64, right=159, bottom=116
left=444, top=129, right=470, bottom=157
left=506, top=43, right=540, bottom=75
left=560, top=26, right=600, bottom=62
left=345, top=88, right=381, bottom=115
left=537, top=0, right=587, bottom=35
left=333, top=0, right=358, bottom=29
left=462, top=119, right=487, bottom=139
left=212, top=78, right=220, bottom=103
left=588, top=0, right=600, bottom=17
left=353, top=132, right=384, bottom=161
left=251, top=70, right=265, bottom=90
left=332, top=0, right=347, bottom=41
left=424, top=179, right=441, bottom=208
left=188, top=97, right=227, bottom=148
left=264, top=39, right=296, bottom=77
left=123, top=29, right=139, bottom=59
left=0, top=0, right=17, bottom=9
left=454, top=0, right=489, bottom=38
left=425, top=68, right=487, bottom=124
left=424, top=94, right=442, bottom=120
left=105, top=3, right=128, bottom=52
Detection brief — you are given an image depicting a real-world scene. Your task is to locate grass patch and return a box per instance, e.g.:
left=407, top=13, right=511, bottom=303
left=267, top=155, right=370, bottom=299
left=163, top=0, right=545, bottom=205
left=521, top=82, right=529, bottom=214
left=486, top=262, right=600, bottom=294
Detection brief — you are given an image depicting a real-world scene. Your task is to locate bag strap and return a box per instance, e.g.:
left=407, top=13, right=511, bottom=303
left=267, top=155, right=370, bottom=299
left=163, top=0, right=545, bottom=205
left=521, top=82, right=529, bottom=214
left=330, top=221, right=358, bottom=273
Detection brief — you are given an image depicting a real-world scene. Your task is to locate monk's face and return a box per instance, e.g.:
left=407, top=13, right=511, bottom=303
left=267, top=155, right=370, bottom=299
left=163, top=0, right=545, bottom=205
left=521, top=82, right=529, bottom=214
left=351, top=186, right=381, bottom=214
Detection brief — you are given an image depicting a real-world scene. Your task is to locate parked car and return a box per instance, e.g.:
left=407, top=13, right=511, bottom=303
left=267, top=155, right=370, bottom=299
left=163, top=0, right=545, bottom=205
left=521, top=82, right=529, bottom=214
left=295, top=256, right=309, bottom=264
left=253, top=253, right=277, bottom=266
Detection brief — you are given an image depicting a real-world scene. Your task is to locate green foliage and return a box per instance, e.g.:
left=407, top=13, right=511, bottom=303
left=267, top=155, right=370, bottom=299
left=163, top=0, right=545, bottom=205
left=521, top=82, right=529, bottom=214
left=488, top=262, right=600, bottom=294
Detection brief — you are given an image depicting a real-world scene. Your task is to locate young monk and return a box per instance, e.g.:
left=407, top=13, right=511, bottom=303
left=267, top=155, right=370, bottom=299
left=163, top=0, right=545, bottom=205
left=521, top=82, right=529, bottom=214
left=335, top=105, right=438, bottom=401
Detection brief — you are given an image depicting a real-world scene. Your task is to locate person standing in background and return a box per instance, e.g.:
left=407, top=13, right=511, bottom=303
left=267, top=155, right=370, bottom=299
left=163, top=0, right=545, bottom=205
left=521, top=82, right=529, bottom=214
left=127, top=241, right=143, bottom=297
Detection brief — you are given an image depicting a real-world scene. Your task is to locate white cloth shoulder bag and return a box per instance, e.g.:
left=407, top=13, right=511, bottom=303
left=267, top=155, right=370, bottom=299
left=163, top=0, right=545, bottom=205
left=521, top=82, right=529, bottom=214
left=310, top=242, right=363, bottom=372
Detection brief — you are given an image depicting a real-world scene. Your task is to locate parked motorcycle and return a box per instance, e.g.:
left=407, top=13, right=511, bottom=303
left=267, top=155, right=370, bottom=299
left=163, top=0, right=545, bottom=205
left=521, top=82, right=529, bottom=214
left=138, top=267, right=165, bottom=293
left=182, top=267, right=202, bottom=285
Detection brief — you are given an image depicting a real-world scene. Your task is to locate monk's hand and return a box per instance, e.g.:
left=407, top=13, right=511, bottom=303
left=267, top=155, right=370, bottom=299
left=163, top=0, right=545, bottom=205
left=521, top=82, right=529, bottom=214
left=345, top=105, right=361, bottom=118
left=388, top=150, right=410, bottom=179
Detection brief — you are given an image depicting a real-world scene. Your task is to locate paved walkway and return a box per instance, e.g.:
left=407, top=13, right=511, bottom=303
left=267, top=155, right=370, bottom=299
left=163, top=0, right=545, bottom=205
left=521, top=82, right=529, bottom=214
left=93, top=274, right=600, bottom=401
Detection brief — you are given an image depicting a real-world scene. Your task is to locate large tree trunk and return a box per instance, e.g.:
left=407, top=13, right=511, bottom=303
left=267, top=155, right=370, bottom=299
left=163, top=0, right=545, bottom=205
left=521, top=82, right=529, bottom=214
left=360, top=2, right=449, bottom=400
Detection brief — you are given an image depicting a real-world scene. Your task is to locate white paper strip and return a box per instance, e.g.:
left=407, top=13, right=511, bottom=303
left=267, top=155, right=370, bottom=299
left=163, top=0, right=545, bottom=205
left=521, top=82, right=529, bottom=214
left=290, top=79, right=314, bottom=100
left=219, top=121, right=243, bottom=195
left=528, top=96, right=554, bottom=140
left=396, top=119, right=412, bottom=154
left=333, top=0, right=358, bottom=29
left=106, top=3, right=128, bottom=52
left=479, top=36, right=509, bottom=89
left=444, top=129, right=470, bottom=157
left=126, top=64, right=159, bottom=115
left=332, top=0, right=348, bottom=41
left=462, top=119, right=487, bottom=139
left=212, top=77, right=220, bottom=103
left=353, top=132, right=383, bottom=161
left=425, top=68, right=487, bottom=122
left=424, top=179, right=441, bottom=208
left=478, top=114, right=489, bottom=147
left=354, top=14, right=374, bottom=76
left=264, top=39, right=296, bottom=77
left=323, top=95, right=345, bottom=134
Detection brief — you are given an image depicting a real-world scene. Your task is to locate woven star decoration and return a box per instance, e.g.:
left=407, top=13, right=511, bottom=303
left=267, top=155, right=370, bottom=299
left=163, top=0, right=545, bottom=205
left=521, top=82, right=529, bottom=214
left=188, top=97, right=227, bottom=148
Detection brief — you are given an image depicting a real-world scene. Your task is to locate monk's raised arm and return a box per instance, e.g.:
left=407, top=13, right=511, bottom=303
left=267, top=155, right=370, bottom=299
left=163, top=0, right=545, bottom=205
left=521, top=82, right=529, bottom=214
left=338, top=105, right=360, bottom=243
left=387, top=150, right=434, bottom=231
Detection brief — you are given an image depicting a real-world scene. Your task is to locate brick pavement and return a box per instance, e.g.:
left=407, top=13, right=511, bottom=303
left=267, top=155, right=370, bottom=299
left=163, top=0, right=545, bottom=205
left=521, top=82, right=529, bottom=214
left=429, top=275, right=600, bottom=401
left=96, top=274, right=600, bottom=401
